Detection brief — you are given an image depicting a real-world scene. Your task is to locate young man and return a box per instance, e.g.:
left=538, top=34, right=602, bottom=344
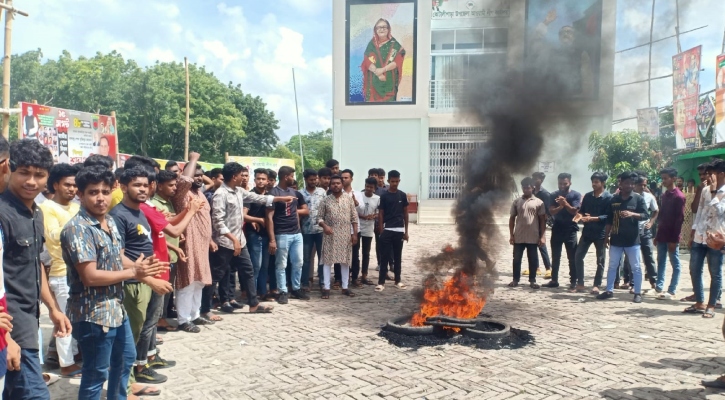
left=341, top=169, right=363, bottom=286
left=110, top=167, right=173, bottom=389
left=634, top=175, right=659, bottom=290
left=266, top=166, right=309, bottom=304
left=686, top=161, right=723, bottom=318
left=212, top=163, right=285, bottom=312
left=375, top=170, right=409, bottom=291
left=318, top=174, right=359, bottom=299
left=572, top=172, right=611, bottom=293
left=655, top=168, right=686, bottom=299
left=375, top=168, right=388, bottom=196
left=299, top=169, right=326, bottom=290
left=40, top=163, right=82, bottom=376
left=545, top=173, right=581, bottom=289
left=0, top=139, right=72, bottom=400
left=63, top=166, right=167, bottom=400
left=532, top=172, right=553, bottom=278
left=509, top=177, right=546, bottom=289
left=325, top=159, right=340, bottom=176
left=0, top=136, right=15, bottom=391
left=355, top=177, right=380, bottom=286
left=597, top=171, right=648, bottom=303
left=317, top=167, right=332, bottom=192
left=244, top=169, right=273, bottom=298
left=165, top=161, right=180, bottom=177
left=173, top=155, right=219, bottom=330
left=150, top=171, right=182, bottom=332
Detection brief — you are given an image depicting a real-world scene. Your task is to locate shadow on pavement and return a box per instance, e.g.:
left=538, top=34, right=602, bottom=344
left=600, top=387, right=709, bottom=400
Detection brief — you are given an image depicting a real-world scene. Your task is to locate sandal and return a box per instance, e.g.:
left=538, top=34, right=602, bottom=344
left=321, top=290, right=330, bottom=299
left=680, top=294, right=696, bottom=302
left=375, top=285, right=384, bottom=292
left=332, top=282, right=341, bottom=290
left=683, top=305, right=705, bottom=314
left=342, top=289, right=356, bottom=297
left=202, top=312, right=223, bottom=322
left=352, top=281, right=364, bottom=289
left=703, top=308, right=716, bottom=318
left=530, top=283, right=540, bottom=289
left=156, top=336, right=164, bottom=345
left=157, top=324, right=177, bottom=332
left=178, top=322, right=201, bottom=333
left=133, top=385, right=161, bottom=396
left=249, top=304, right=274, bottom=313
left=507, top=281, right=518, bottom=287
left=395, top=282, right=407, bottom=289
left=362, top=278, right=375, bottom=285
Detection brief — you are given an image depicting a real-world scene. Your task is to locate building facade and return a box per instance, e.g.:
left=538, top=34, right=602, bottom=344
left=332, top=0, right=616, bottom=222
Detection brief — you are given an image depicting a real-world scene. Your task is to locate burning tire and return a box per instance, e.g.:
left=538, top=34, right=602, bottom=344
left=464, top=319, right=510, bottom=340
left=384, top=315, right=434, bottom=336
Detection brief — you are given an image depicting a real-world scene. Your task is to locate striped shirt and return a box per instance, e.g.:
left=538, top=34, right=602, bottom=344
left=510, top=196, right=545, bottom=244
left=62, top=208, right=126, bottom=328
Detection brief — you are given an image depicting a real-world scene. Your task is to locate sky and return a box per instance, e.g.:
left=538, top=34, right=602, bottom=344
left=10, top=0, right=725, bottom=141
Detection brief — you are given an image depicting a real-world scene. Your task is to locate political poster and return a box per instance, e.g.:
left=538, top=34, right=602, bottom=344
left=19, top=102, right=118, bottom=165
left=695, top=94, right=715, bottom=141
left=226, top=155, right=295, bottom=173
left=672, top=46, right=701, bottom=149
left=716, top=54, right=725, bottom=143
left=346, top=0, right=417, bottom=105
left=636, top=107, right=659, bottom=137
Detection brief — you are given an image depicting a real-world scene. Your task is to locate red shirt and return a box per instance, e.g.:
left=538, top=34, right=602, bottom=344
left=139, top=202, right=170, bottom=280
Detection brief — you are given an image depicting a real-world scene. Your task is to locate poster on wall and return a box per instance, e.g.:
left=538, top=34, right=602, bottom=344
left=537, top=161, right=556, bottom=174
left=19, top=102, right=118, bottom=165
left=716, top=54, right=725, bottom=143
left=346, top=0, right=417, bottom=105
left=636, top=107, right=659, bottom=137
left=695, top=94, right=715, bottom=142
left=524, top=0, right=602, bottom=100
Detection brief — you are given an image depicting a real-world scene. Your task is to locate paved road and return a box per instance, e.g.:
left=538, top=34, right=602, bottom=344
left=46, top=224, right=725, bottom=399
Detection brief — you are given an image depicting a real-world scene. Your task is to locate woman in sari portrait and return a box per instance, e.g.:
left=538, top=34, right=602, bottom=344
left=360, top=18, right=406, bottom=102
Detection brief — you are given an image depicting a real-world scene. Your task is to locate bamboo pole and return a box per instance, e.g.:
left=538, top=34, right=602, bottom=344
left=225, top=152, right=229, bottom=163
left=2, top=0, right=14, bottom=140
left=184, top=57, right=190, bottom=161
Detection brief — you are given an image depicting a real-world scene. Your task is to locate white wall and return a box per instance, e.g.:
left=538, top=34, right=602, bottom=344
left=335, top=118, right=424, bottom=195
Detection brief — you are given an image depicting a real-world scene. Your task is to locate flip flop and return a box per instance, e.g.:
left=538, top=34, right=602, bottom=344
left=683, top=305, right=705, bottom=314
left=250, top=304, right=274, bottom=313
left=395, top=282, right=407, bottom=289
left=61, top=369, right=83, bottom=378
left=703, top=309, right=716, bottom=319
left=375, top=285, right=384, bottom=292
left=133, top=385, right=161, bottom=396
left=680, top=294, right=696, bottom=302
left=156, top=325, right=177, bottom=332
left=44, top=373, right=60, bottom=386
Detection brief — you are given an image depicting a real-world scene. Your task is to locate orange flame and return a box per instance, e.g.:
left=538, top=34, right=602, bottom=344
left=411, top=270, right=486, bottom=330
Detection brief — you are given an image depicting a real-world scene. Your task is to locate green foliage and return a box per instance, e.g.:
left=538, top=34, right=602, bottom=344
left=3, top=50, right=286, bottom=164
left=269, top=128, right=334, bottom=182
left=588, top=129, right=674, bottom=188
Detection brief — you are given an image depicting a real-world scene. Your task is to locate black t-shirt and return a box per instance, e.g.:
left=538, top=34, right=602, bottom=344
left=110, top=203, right=153, bottom=282
left=607, top=193, right=648, bottom=248
left=244, top=187, right=268, bottom=237
left=268, top=186, right=306, bottom=235
left=535, top=187, right=552, bottom=215
left=380, top=190, right=408, bottom=229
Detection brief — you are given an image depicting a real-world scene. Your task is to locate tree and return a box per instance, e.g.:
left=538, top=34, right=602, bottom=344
left=4, top=50, right=281, bottom=164
left=285, top=128, right=333, bottom=172
left=588, top=129, right=672, bottom=188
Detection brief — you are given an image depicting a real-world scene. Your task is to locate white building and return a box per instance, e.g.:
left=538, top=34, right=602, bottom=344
left=332, top=0, right=616, bottom=223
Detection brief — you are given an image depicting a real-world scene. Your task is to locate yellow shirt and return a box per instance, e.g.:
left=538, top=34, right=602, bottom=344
left=39, top=200, right=80, bottom=277
left=111, top=188, right=123, bottom=208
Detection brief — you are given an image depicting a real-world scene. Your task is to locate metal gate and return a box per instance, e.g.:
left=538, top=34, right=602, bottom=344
left=428, top=127, right=489, bottom=199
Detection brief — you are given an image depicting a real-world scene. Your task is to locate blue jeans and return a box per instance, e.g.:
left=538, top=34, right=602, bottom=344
left=606, top=245, right=642, bottom=294
left=656, top=242, right=681, bottom=294
left=303, top=233, right=323, bottom=288
left=248, top=231, right=270, bottom=296
left=690, top=242, right=724, bottom=306
left=275, top=233, right=303, bottom=293
left=73, top=319, right=135, bottom=400
left=2, top=348, right=50, bottom=400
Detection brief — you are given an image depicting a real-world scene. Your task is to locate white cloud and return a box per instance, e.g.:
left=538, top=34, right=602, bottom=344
left=151, top=2, right=180, bottom=19
left=217, top=2, right=243, bottom=17
left=282, top=0, right=326, bottom=16
left=147, top=47, right=176, bottom=63
left=202, top=40, right=241, bottom=69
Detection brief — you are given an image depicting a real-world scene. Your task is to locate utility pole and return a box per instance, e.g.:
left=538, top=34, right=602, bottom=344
left=292, top=68, right=304, bottom=171
left=1, top=0, right=28, bottom=140
left=647, top=0, right=655, bottom=107
left=674, top=0, right=682, bottom=53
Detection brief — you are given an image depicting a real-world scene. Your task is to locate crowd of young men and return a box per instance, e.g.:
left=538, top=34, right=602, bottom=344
left=509, top=166, right=725, bottom=311
left=0, top=136, right=411, bottom=399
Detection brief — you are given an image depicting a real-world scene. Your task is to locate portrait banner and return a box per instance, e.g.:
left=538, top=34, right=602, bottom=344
left=346, top=0, right=417, bottom=105
left=19, top=102, right=117, bottom=165
left=636, top=107, right=659, bottom=137
left=524, top=0, right=603, bottom=100
left=674, top=96, right=699, bottom=149
left=695, top=94, right=715, bottom=140
left=716, top=54, right=725, bottom=143
left=672, top=46, right=701, bottom=102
